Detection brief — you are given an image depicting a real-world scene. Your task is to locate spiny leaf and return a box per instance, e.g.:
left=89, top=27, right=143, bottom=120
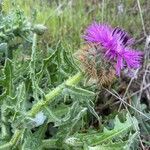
left=54, top=102, right=87, bottom=127
left=65, top=113, right=138, bottom=149
left=61, top=44, right=80, bottom=71
left=124, top=132, right=139, bottom=150
left=85, top=114, right=138, bottom=145
left=22, top=125, right=46, bottom=150
left=0, top=59, right=13, bottom=100
left=36, top=47, right=58, bottom=82
left=3, top=59, right=13, bottom=96
left=45, top=104, right=69, bottom=123
left=86, top=141, right=127, bottom=150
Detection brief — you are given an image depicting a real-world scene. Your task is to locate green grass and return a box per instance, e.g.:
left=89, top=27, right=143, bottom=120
left=3, top=0, right=149, bottom=51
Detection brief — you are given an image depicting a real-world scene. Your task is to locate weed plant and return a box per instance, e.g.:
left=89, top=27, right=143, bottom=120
left=0, top=0, right=150, bottom=149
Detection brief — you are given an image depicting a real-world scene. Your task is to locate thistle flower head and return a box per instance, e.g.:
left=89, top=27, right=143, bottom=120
left=83, top=22, right=143, bottom=76
left=76, top=44, right=116, bottom=86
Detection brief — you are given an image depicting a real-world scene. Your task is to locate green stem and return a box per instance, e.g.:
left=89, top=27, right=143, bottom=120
left=30, top=34, right=39, bottom=101
left=1, top=111, right=10, bottom=140
left=28, top=72, right=83, bottom=117
left=0, top=130, right=22, bottom=150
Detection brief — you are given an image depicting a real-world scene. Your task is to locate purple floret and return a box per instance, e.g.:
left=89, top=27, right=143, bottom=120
left=83, top=22, right=143, bottom=76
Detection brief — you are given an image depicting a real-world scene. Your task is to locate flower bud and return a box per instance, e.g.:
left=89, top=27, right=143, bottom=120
left=33, top=24, right=47, bottom=35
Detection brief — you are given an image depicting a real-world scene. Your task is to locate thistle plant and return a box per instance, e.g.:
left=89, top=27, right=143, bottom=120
left=0, top=4, right=148, bottom=150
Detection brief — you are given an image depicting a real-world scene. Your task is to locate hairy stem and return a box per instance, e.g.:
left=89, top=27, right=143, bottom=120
left=30, top=33, right=39, bottom=101
left=28, top=72, right=83, bottom=117
left=0, top=130, right=22, bottom=150
left=1, top=109, right=10, bottom=140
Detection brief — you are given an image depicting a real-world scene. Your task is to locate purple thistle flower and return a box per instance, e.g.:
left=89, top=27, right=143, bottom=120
left=83, top=22, right=143, bottom=76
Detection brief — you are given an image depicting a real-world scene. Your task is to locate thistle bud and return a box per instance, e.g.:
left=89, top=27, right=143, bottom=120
left=75, top=44, right=116, bottom=87
left=33, top=24, right=47, bottom=35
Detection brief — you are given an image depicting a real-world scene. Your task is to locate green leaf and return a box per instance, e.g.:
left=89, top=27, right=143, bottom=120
left=0, top=59, right=13, bottom=102
left=15, top=82, right=26, bottom=112
left=86, top=142, right=127, bottom=150
left=36, top=47, right=58, bottom=82
left=46, top=104, right=69, bottom=123
left=124, top=132, right=139, bottom=150
left=64, top=113, right=139, bottom=149
left=3, top=59, right=13, bottom=96
left=22, top=125, right=46, bottom=150
left=85, top=114, right=138, bottom=146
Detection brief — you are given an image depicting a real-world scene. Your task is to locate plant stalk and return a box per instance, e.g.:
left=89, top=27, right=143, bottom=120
left=28, top=72, right=83, bottom=117
left=0, top=130, right=22, bottom=150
